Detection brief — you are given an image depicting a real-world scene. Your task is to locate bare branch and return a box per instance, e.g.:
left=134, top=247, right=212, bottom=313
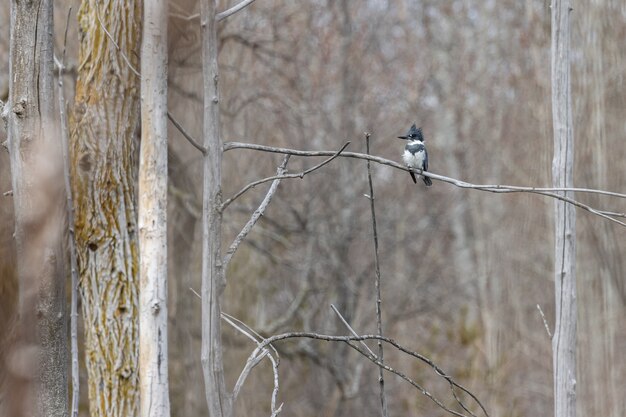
left=216, top=0, right=258, bottom=22
left=223, top=156, right=289, bottom=270
left=536, top=304, right=552, bottom=338
left=222, top=313, right=283, bottom=417
left=167, top=111, right=207, bottom=154
left=332, top=306, right=483, bottom=417
left=228, top=318, right=270, bottom=401
left=221, top=142, right=350, bottom=210
left=223, top=142, right=626, bottom=227
left=245, top=332, right=489, bottom=417
left=330, top=304, right=376, bottom=356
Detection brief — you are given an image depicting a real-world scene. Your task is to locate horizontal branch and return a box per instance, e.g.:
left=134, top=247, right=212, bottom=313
left=223, top=142, right=626, bottom=227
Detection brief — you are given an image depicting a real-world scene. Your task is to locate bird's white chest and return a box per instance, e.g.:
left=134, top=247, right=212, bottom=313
left=403, top=149, right=425, bottom=169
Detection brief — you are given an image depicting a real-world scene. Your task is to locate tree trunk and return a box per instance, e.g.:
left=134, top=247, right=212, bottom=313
left=70, top=1, right=142, bottom=416
left=4, top=0, right=68, bottom=416
left=200, top=1, right=231, bottom=416
left=551, top=2, right=577, bottom=417
left=139, top=0, right=170, bottom=416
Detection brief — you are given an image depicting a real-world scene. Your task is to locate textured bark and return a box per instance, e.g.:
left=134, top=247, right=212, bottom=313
left=551, top=2, right=577, bottom=417
left=69, top=1, right=142, bottom=416
left=200, top=1, right=231, bottom=416
left=139, top=0, right=170, bottom=416
left=4, top=0, right=68, bottom=416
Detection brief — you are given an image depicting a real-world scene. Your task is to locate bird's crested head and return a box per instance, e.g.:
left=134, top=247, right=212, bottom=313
left=398, top=123, right=424, bottom=141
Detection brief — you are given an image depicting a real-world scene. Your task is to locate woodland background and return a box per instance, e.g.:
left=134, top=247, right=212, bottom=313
left=1, top=1, right=625, bottom=416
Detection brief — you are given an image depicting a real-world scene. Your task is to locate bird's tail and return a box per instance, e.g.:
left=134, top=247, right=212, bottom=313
left=422, top=175, right=432, bottom=187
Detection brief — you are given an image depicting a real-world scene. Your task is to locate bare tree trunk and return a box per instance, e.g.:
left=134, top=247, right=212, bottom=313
left=551, top=2, right=576, bottom=417
left=4, top=0, right=68, bottom=416
left=200, top=1, right=231, bottom=416
left=70, top=1, right=142, bottom=416
left=139, top=0, right=170, bottom=416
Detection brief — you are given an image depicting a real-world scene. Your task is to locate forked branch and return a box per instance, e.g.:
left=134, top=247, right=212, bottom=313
left=221, top=142, right=350, bottom=210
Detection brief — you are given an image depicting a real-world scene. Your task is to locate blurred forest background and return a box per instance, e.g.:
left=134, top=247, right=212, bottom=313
left=1, top=0, right=625, bottom=416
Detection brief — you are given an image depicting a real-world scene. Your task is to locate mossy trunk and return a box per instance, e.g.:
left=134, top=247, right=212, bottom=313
left=70, top=1, right=142, bottom=416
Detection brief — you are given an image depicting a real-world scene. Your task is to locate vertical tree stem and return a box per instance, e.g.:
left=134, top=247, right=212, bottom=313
left=57, top=7, right=79, bottom=417
left=201, top=1, right=231, bottom=416
left=139, top=0, right=170, bottom=416
left=366, top=133, right=389, bottom=417
left=551, top=2, right=577, bottom=417
left=6, top=0, right=68, bottom=415
left=70, top=2, right=142, bottom=416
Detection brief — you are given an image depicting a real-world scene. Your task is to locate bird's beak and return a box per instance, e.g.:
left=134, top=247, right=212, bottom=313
left=397, top=135, right=407, bottom=139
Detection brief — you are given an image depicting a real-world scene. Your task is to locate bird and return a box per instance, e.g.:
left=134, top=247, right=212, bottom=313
left=398, top=124, right=432, bottom=186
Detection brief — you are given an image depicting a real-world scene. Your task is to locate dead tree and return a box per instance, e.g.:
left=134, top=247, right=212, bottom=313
left=551, top=2, right=577, bottom=417
left=139, top=0, right=171, bottom=416
left=2, top=0, right=68, bottom=416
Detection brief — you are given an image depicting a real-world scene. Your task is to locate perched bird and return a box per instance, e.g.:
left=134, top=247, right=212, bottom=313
left=398, top=124, right=432, bottom=186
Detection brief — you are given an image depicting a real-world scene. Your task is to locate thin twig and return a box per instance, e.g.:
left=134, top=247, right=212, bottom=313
left=221, top=142, right=350, bottom=211
left=598, top=210, right=626, bottom=219
left=331, top=304, right=376, bottom=356
left=95, top=9, right=141, bottom=77
left=365, top=133, right=388, bottom=417
left=57, top=8, right=80, bottom=417
left=222, top=312, right=279, bottom=359
left=223, top=156, right=289, bottom=269
left=536, top=304, right=552, bottom=338
left=223, top=142, right=626, bottom=227
left=190, top=287, right=202, bottom=299
left=216, top=0, right=258, bottom=22
left=167, top=111, right=207, bottom=154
